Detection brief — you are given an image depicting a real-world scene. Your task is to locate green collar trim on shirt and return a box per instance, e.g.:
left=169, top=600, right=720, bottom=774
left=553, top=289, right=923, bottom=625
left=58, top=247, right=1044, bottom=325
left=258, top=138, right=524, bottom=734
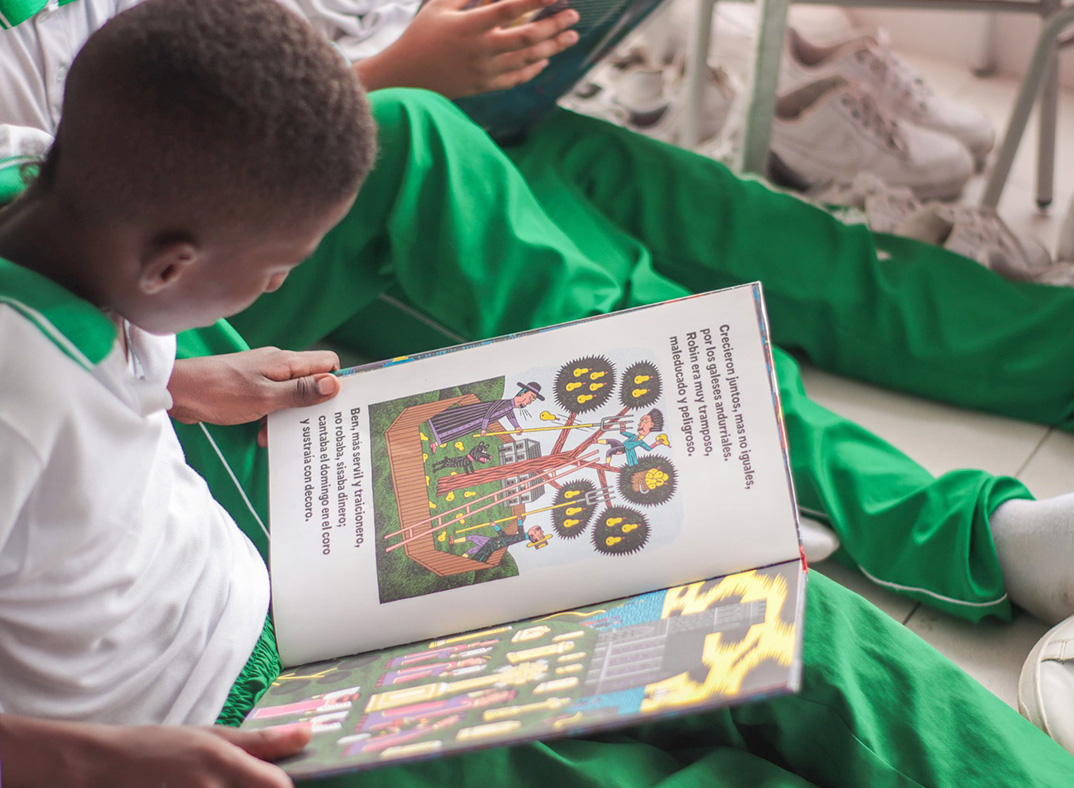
left=0, top=155, right=38, bottom=204
left=0, top=0, right=79, bottom=30
left=0, top=258, right=116, bottom=370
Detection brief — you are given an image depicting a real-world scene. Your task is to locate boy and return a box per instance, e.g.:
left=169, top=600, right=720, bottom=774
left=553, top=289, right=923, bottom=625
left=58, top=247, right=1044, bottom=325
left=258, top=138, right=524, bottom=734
left=0, top=0, right=374, bottom=782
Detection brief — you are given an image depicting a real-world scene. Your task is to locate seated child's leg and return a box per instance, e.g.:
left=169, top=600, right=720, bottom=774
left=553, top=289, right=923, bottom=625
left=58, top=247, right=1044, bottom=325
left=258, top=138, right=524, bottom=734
left=774, top=347, right=1026, bottom=622
left=227, top=88, right=654, bottom=353
left=506, top=109, right=1074, bottom=431
left=286, top=574, right=1074, bottom=788
left=730, top=572, right=1074, bottom=787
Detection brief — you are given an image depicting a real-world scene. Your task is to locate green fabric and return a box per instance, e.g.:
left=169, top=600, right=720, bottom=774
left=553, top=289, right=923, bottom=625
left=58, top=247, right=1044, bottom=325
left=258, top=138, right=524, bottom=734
left=228, top=89, right=1058, bottom=621
left=217, top=613, right=283, bottom=727
left=0, top=256, right=116, bottom=370
left=0, top=0, right=77, bottom=29
left=773, top=347, right=1028, bottom=620
left=0, top=156, right=37, bottom=204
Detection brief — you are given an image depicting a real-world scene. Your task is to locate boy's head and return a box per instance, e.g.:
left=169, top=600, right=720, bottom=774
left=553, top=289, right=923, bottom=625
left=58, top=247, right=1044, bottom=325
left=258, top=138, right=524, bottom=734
left=37, top=0, right=376, bottom=332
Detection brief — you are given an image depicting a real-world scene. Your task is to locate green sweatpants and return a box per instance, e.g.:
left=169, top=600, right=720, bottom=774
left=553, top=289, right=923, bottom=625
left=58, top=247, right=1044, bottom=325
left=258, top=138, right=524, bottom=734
left=212, top=88, right=1074, bottom=620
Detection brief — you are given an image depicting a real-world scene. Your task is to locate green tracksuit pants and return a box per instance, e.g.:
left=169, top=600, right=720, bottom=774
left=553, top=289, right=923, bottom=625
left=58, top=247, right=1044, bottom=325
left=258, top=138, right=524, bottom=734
left=188, top=88, right=1074, bottom=622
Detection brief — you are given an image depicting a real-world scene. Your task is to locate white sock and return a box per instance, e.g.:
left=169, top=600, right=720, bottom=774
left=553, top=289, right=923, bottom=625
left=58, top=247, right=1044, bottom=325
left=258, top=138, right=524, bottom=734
left=799, top=515, right=841, bottom=564
left=990, top=493, right=1074, bottom=624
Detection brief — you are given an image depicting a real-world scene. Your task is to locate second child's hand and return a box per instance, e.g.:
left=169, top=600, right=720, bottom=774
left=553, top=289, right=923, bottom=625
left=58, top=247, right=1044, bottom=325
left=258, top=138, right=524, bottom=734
left=168, top=348, right=342, bottom=447
left=354, top=0, right=580, bottom=98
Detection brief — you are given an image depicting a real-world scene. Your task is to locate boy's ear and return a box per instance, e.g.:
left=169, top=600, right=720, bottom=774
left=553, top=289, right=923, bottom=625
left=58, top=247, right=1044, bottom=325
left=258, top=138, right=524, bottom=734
left=139, top=232, right=200, bottom=295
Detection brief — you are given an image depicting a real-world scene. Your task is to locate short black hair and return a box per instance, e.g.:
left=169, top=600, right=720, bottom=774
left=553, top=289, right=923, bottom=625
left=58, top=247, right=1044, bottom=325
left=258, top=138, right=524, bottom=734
left=44, top=0, right=374, bottom=223
left=647, top=409, right=664, bottom=431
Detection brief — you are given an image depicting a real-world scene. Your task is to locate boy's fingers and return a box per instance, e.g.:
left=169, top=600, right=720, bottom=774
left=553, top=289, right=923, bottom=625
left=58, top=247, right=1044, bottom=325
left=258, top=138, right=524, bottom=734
left=488, top=8, right=579, bottom=54
left=484, top=58, right=549, bottom=91
left=468, top=0, right=560, bottom=32
left=260, top=372, right=342, bottom=416
left=491, top=27, right=578, bottom=69
left=291, top=373, right=341, bottom=409
left=275, top=349, right=341, bottom=379
left=210, top=723, right=312, bottom=761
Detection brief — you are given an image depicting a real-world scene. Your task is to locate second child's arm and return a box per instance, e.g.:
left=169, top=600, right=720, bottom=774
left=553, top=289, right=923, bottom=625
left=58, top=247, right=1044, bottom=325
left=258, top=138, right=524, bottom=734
left=354, top=0, right=579, bottom=97
left=169, top=347, right=342, bottom=446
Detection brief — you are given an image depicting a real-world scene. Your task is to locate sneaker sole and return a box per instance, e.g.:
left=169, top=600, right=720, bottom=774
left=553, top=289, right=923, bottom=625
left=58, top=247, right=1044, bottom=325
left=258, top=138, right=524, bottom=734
left=1018, top=623, right=1052, bottom=735
left=766, top=153, right=969, bottom=203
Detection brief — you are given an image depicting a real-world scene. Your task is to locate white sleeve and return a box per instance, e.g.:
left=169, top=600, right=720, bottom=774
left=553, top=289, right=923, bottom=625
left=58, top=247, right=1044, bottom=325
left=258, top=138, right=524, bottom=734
left=284, top=0, right=422, bottom=62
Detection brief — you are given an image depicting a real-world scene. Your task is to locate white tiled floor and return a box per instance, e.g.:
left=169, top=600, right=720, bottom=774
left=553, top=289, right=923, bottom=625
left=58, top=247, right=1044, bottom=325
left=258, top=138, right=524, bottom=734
left=795, top=51, right=1074, bottom=710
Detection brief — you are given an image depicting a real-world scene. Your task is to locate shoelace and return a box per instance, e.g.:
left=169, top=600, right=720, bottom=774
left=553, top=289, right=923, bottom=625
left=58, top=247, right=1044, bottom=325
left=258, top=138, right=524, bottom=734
left=839, top=89, right=906, bottom=154
left=854, top=38, right=933, bottom=112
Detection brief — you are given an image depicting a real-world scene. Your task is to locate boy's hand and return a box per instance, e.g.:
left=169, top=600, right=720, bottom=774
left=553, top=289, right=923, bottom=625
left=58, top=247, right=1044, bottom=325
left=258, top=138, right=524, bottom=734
left=0, top=714, right=310, bottom=787
left=355, top=0, right=580, bottom=97
left=169, top=348, right=342, bottom=445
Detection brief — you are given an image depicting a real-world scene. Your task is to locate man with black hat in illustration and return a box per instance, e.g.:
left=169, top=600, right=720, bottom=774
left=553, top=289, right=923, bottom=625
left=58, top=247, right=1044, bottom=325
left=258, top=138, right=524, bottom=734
left=429, top=381, right=544, bottom=453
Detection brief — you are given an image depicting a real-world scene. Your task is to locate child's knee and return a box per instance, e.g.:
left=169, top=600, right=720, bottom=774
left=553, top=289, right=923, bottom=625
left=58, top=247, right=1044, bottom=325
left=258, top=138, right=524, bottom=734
left=368, top=88, right=466, bottom=140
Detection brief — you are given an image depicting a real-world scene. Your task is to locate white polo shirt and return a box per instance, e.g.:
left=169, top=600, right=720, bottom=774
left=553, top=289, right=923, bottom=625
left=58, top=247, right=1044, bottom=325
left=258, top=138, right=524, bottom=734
left=0, top=257, right=270, bottom=725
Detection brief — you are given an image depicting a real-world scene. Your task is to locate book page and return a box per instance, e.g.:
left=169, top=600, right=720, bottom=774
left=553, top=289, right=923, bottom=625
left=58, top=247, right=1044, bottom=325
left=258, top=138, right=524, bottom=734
left=244, top=560, right=805, bottom=779
left=268, top=284, right=801, bottom=665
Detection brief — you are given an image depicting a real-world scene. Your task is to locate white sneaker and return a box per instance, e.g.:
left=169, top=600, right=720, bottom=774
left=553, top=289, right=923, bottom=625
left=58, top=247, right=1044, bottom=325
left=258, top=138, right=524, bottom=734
left=1019, top=614, right=1074, bottom=755
left=803, top=172, right=921, bottom=233
left=1033, top=262, right=1074, bottom=287
left=781, top=27, right=995, bottom=166
left=561, top=54, right=735, bottom=147
left=769, top=76, right=973, bottom=201
left=894, top=202, right=1052, bottom=280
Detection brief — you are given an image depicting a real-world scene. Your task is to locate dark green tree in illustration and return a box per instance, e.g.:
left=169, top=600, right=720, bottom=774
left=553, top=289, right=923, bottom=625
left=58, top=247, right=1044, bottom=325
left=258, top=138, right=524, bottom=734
left=551, top=480, right=600, bottom=539
left=591, top=506, right=650, bottom=555
left=555, top=355, right=616, bottom=414
left=620, top=361, right=661, bottom=408
left=617, top=455, right=677, bottom=507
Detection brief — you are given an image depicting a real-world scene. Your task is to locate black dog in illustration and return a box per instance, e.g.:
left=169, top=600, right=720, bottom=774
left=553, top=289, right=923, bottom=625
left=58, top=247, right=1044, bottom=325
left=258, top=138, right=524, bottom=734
left=431, top=441, right=492, bottom=475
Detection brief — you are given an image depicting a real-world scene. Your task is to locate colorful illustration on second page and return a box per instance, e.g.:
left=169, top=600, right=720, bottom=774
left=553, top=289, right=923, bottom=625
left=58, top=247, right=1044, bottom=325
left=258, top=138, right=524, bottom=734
left=244, top=560, right=803, bottom=779
left=369, top=353, right=682, bottom=603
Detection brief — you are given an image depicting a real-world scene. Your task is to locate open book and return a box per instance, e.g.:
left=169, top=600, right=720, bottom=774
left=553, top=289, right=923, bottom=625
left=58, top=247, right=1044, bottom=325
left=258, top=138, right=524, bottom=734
left=248, top=283, right=807, bottom=779
left=453, top=0, right=669, bottom=144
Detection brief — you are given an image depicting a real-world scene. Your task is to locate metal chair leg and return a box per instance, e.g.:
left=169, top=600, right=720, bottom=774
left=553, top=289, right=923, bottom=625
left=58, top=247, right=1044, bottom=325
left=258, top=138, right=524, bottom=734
left=982, top=5, right=1074, bottom=208
left=682, top=0, right=718, bottom=150
left=1036, top=52, right=1058, bottom=209
left=740, top=0, right=791, bottom=175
